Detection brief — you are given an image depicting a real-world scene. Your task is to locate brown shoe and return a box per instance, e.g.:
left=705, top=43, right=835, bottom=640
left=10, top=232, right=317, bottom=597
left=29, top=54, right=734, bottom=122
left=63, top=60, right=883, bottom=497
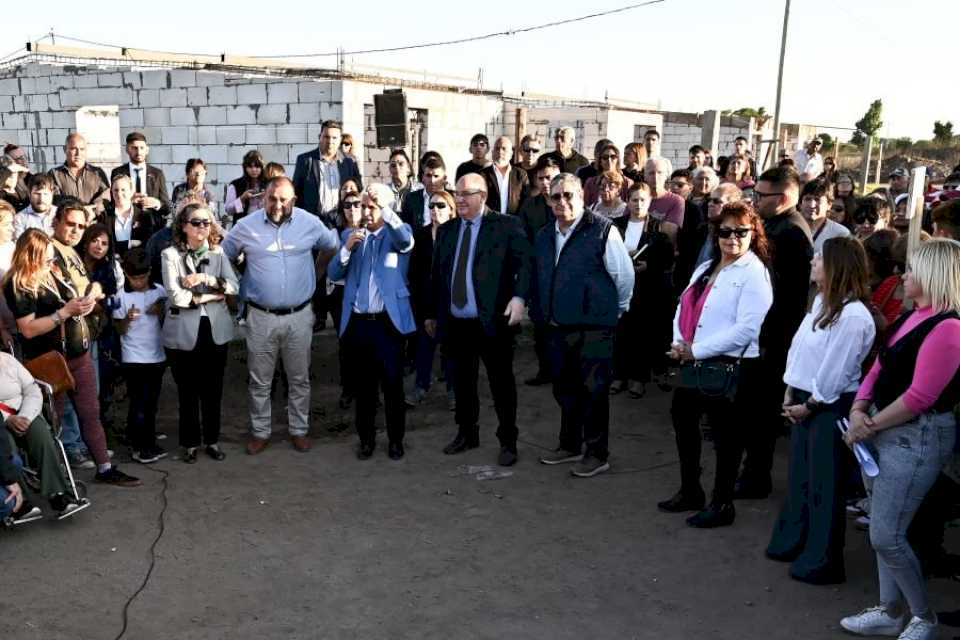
left=291, top=435, right=312, bottom=453
left=246, top=437, right=270, bottom=455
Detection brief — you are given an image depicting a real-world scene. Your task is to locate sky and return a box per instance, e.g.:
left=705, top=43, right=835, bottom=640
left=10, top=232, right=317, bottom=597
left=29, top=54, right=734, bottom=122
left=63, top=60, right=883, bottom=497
left=7, top=0, right=956, bottom=141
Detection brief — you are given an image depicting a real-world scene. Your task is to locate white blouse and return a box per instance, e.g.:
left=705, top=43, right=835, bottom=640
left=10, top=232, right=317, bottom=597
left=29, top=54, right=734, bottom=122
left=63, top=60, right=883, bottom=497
left=783, top=294, right=876, bottom=403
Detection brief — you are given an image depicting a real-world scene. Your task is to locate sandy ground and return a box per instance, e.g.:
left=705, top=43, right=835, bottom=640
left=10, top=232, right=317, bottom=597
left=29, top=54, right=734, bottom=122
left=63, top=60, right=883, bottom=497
left=2, top=326, right=958, bottom=640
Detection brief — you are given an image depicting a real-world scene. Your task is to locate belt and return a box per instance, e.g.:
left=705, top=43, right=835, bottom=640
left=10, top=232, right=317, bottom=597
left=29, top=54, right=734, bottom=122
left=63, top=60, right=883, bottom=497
left=352, top=312, right=387, bottom=321
left=247, top=299, right=311, bottom=316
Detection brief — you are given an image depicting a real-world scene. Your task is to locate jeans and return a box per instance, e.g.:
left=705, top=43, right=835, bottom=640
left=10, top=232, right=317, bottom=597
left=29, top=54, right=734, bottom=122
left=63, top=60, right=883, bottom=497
left=870, top=411, right=956, bottom=619
left=413, top=329, right=454, bottom=393
left=59, top=398, right=85, bottom=455
left=0, top=453, right=23, bottom=520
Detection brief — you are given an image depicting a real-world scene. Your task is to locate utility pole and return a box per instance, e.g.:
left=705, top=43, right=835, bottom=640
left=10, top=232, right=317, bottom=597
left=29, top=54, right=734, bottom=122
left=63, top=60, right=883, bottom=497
left=770, top=0, right=791, bottom=166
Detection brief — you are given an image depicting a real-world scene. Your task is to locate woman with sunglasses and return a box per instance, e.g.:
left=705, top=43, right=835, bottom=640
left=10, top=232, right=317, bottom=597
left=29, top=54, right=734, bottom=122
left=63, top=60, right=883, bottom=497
left=583, top=143, right=633, bottom=207
left=224, top=150, right=266, bottom=226
left=767, top=237, right=876, bottom=584
left=406, top=190, right=458, bottom=409
left=658, top=201, right=773, bottom=528
left=161, top=204, right=238, bottom=463
left=589, top=171, right=628, bottom=219
left=832, top=173, right=858, bottom=229
left=853, top=197, right=891, bottom=241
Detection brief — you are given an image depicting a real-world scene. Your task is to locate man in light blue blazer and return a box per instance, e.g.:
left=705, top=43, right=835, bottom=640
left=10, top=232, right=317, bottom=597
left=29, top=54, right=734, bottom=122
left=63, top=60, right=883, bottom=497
left=328, top=183, right=415, bottom=461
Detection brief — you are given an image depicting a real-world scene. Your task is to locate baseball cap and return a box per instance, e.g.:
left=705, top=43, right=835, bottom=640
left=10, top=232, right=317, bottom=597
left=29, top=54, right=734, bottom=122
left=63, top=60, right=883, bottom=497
left=888, top=167, right=908, bottom=178
left=0, top=154, right=28, bottom=173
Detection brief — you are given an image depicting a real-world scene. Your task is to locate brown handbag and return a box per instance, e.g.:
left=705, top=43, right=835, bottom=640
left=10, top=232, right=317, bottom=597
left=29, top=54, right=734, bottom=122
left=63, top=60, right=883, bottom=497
left=23, top=323, right=76, bottom=396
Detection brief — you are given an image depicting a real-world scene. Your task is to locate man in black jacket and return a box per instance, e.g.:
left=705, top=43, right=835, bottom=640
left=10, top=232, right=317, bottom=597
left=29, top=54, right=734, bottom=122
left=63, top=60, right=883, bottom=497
left=425, top=173, right=532, bottom=466
left=110, top=132, right=171, bottom=229
left=401, top=156, right=450, bottom=229
left=482, top=136, right=529, bottom=215
left=541, top=127, right=589, bottom=176
left=738, top=167, right=812, bottom=498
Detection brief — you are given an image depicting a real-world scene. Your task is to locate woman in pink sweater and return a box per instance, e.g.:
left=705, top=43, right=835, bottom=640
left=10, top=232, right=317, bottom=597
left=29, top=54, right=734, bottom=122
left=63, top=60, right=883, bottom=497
left=840, top=239, right=960, bottom=640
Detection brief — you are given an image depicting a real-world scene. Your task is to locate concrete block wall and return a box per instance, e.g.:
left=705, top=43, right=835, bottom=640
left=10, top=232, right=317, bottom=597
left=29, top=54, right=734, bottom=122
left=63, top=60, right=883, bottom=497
left=661, top=111, right=752, bottom=171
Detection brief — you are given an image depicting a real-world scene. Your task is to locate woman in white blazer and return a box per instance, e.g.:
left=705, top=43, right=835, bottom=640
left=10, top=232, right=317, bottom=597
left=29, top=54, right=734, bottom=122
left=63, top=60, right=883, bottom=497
left=161, top=203, right=238, bottom=464
left=657, top=201, right=774, bottom=528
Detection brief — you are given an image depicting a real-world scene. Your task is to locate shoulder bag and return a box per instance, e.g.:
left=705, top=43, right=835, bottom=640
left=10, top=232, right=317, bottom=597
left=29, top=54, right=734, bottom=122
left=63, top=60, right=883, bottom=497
left=23, top=322, right=76, bottom=396
left=677, top=344, right=749, bottom=403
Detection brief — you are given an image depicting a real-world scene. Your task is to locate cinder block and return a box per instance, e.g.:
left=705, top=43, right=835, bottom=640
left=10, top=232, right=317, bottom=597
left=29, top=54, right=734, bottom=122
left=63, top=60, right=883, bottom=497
left=0, top=96, right=12, bottom=111
left=287, top=145, right=314, bottom=163
left=48, top=94, right=61, bottom=110
left=122, top=72, right=142, bottom=90
left=299, top=82, right=331, bottom=103
left=160, top=89, right=188, bottom=108
left=245, top=126, right=276, bottom=144
left=237, top=84, right=266, bottom=104
left=215, top=126, right=245, bottom=145
left=38, top=112, right=53, bottom=129
left=170, top=107, right=197, bottom=126
left=187, top=87, right=207, bottom=107
left=141, top=71, right=169, bottom=90
left=203, top=145, right=230, bottom=164
left=256, top=104, right=287, bottom=124
left=137, top=89, right=160, bottom=108
left=161, top=127, right=190, bottom=145
left=198, top=107, right=227, bottom=126
left=276, top=124, right=309, bottom=144
left=319, top=103, right=340, bottom=121
left=170, top=70, right=196, bottom=87
left=76, top=75, right=98, bottom=88
left=193, top=127, right=218, bottom=145
left=2, top=113, right=25, bottom=129
left=172, top=145, right=202, bottom=164
left=267, top=83, right=298, bottom=104
left=18, top=77, right=37, bottom=94
left=0, top=78, right=21, bottom=95
left=33, top=77, right=51, bottom=94
left=226, top=105, right=256, bottom=125
left=50, top=75, right=75, bottom=90
left=98, top=73, right=123, bottom=87
left=12, top=96, right=26, bottom=111
left=144, top=108, right=171, bottom=127
left=119, top=109, right=145, bottom=128
left=60, top=88, right=135, bottom=107
left=196, top=72, right=225, bottom=87
left=208, top=86, right=237, bottom=106
left=52, top=111, right=75, bottom=129
left=26, top=95, right=48, bottom=110
left=289, top=102, right=320, bottom=124
left=227, top=146, right=248, bottom=164
left=145, top=145, right=172, bottom=164
left=254, top=145, right=287, bottom=164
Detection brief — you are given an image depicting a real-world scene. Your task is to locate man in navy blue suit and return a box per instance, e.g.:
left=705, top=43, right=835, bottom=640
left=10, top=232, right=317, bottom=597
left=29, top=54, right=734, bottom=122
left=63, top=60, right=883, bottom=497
left=327, top=183, right=415, bottom=460
left=291, top=119, right=363, bottom=217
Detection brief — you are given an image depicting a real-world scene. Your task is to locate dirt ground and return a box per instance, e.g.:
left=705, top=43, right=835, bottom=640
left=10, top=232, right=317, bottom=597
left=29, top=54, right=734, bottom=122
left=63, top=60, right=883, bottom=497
left=2, top=325, right=958, bottom=640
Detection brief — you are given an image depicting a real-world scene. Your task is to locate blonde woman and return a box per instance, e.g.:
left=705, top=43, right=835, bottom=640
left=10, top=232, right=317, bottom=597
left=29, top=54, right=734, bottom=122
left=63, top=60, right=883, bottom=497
left=841, top=239, right=960, bottom=639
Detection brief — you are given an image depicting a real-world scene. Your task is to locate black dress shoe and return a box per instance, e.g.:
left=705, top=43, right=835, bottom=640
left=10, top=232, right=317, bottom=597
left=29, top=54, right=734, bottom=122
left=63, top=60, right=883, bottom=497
left=497, top=446, right=518, bottom=467
left=183, top=448, right=198, bottom=464
left=357, top=442, right=375, bottom=460
left=205, top=445, right=226, bottom=461
left=657, top=489, right=706, bottom=513
left=524, top=372, right=552, bottom=386
left=442, top=434, right=479, bottom=455
left=789, top=567, right=846, bottom=585
left=686, top=502, right=736, bottom=528
left=388, top=441, right=404, bottom=460
left=733, top=478, right=772, bottom=500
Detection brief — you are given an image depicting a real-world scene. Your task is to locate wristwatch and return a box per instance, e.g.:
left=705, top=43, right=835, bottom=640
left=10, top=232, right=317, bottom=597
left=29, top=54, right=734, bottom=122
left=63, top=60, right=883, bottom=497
left=50, top=311, right=63, bottom=327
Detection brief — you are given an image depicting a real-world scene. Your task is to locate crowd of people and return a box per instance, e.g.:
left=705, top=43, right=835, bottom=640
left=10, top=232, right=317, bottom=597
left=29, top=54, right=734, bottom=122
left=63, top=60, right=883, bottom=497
left=2, top=120, right=960, bottom=639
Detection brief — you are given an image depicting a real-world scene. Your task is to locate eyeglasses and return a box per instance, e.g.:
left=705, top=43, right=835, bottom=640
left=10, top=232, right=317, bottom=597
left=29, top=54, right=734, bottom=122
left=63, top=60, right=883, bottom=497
left=428, top=202, right=448, bottom=210
left=522, top=147, right=541, bottom=154
left=187, top=219, right=212, bottom=228
left=752, top=190, right=784, bottom=200
left=64, top=221, right=87, bottom=230
left=717, top=226, right=752, bottom=239
left=455, top=189, right=484, bottom=198
left=343, top=201, right=362, bottom=209
left=549, top=192, right=576, bottom=203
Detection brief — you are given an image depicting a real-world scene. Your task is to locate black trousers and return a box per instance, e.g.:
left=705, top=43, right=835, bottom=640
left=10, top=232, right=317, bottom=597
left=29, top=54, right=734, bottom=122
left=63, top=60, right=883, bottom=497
left=445, top=318, right=518, bottom=447
left=166, top=317, right=228, bottom=448
left=122, top=361, right=165, bottom=453
left=548, top=327, right=614, bottom=462
left=740, top=346, right=789, bottom=487
left=342, top=313, right=406, bottom=445
left=670, top=358, right=760, bottom=504
left=767, top=390, right=855, bottom=581
left=532, top=321, right=552, bottom=378
left=328, top=284, right=355, bottom=396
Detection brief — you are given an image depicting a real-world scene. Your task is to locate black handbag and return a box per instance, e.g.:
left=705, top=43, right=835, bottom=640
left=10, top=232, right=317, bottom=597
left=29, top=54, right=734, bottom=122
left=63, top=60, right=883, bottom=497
left=677, top=345, right=749, bottom=402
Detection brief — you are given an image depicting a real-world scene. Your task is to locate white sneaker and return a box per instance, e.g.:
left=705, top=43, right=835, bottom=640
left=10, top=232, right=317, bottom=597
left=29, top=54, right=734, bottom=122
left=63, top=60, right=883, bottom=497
left=898, top=616, right=937, bottom=640
left=840, top=606, right=906, bottom=636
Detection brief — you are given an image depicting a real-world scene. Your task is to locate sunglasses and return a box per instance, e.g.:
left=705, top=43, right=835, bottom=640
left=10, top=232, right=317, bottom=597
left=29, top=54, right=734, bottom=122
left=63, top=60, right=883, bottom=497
left=549, top=192, right=576, bottom=203
left=717, top=226, right=752, bottom=239
left=187, top=219, right=211, bottom=228
left=855, top=214, right=879, bottom=225
left=65, top=221, right=87, bottom=230
left=428, top=202, right=448, bottom=210
left=522, top=147, right=541, bottom=153
left=601, top=154, right=618, bottom=160
left=343, top=201, right=362, bottom=209
left=709, top=197, right=725, bottom=205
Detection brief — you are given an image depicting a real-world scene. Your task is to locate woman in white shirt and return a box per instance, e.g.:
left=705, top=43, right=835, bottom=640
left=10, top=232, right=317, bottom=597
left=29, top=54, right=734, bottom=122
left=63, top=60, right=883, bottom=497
left=767, top=237, right=876, bottom=584
left=657, top=201, right=773, bottom=528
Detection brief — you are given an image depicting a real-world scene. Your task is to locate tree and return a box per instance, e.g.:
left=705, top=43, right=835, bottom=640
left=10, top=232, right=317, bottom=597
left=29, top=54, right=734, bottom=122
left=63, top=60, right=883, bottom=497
left=853, top=99, right=883, bottom=146
left=850, top=130, right=865, bottom=146
left=933, top=120, right=954, bottom=144
left=728, top=106, right=771, bottom=129
left=892, top=137, right=913, bottom=151
left=817, top=132, right=833, bottom=151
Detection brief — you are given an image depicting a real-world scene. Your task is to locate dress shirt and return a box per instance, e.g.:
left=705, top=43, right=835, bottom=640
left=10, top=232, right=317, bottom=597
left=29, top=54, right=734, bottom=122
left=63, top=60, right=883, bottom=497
left=349, top=226, right=386, bottom=314
left=555, top=211, right=635, bottom=314
left=493, top=164, right=510, bottom=214
left=222, top=207, right=339, bottom=309
left=114, top=208, right=135, bottom=242
left=421, top=193, right=433, bottom=228
left=673, top=250, right=773, bottom=359
left=317, top=156, right=341, bottom=216
left=811, top=218, right=851, bottom=253
left=13, top=205, right=57, bottom=240
left=450, top=214, right=484, bottom=318
left=783, top=295, right=875, bottom=404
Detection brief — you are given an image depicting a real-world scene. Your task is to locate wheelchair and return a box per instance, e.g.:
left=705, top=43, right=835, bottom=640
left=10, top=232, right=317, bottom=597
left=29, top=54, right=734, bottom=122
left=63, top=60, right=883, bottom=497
left=2, top=379, right=89, bottom=528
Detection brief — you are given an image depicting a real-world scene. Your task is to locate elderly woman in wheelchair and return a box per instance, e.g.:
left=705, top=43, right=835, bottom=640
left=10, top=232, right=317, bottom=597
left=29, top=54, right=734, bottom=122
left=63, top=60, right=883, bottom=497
left=1, top=350, right=89, bottom=525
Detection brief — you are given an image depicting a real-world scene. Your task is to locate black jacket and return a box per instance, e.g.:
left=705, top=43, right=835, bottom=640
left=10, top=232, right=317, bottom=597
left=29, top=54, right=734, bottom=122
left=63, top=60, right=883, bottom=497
left=400, top=188, right=455, bottom=230
left=542, top=150, right=590, bottom=176
left=102, top=202, right=157, bottom=258
left=482, top=165, right=529, bottom=215
left=429, top=208, right=532, bottom=337
left=613, top=216, right=675, bottom=310
left=110, top=164, right=171, bottom=228
left=761, top=207, right=813, bottom=355
left=517, top=194, right=553, bottom=244
left=408, top=225, right=436, bottom=326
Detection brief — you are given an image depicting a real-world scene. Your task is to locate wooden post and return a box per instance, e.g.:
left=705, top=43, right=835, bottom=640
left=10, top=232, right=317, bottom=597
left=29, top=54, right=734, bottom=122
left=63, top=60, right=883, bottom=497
left=860, top=137, right=873, bottom=193
left=906, top=166, right=927, bottom=266
left=515, top=107, right=528, bottom=163
left=875, top=139, right=885, bottom=187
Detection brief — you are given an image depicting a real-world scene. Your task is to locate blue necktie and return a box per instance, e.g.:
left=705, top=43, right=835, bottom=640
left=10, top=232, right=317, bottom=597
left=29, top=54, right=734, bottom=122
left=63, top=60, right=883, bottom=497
left=356, top=235, right=375, bottom=312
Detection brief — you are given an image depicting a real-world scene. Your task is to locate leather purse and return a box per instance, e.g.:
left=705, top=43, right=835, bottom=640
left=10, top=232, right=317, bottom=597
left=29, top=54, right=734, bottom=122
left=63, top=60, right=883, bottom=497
left=23, top=323, right=76, bottom=396
left=677, top=346, right=748, bottom=403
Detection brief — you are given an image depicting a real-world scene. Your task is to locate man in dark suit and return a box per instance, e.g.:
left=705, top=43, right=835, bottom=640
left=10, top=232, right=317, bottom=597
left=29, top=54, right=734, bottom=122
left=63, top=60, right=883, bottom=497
left=110, top=132, right=171, bottom=229
left=425, top=173, right=532, bottom=466
left=517, top=157, right=560, bottom=386
left=482, top=136, right=529, bottom=215
left=292, top=119, right=363, bottom=217
left=400, top=155, right=450, bottom=229
left=327, top=183, right=415, bottom=461
left=738, top=166, right=813, bottom=498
